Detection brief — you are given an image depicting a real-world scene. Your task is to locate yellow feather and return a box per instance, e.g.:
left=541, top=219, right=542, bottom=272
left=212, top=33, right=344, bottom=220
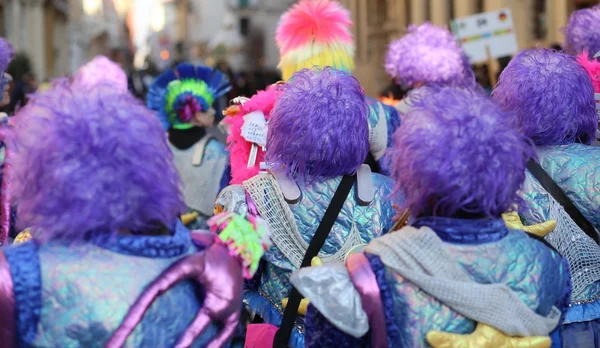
left=280, top=46, right=355, bottom=80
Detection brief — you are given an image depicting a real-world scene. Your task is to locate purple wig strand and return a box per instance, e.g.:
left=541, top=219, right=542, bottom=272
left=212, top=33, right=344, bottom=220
left=266, top=67, right=369, bottom=180
left=389, top=86, right=534, bottom=218
left=384, top=23, right=475, bottom=88
left=8, top=72, right=185, bottom=243
left=492, top=49, right=597, bottom=146
left=0, top=38, right=14, bottom=73
left=564, top=5, right=600, bottom=56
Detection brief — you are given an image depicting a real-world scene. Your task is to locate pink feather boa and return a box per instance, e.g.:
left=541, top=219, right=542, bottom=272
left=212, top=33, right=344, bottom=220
left=224, top=84, right=283, bottom=184
left=577, top=50, right=600, bottom=93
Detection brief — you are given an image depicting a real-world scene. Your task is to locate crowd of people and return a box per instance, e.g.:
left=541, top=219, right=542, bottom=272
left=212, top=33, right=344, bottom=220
left=0, top=0, right=599, bottom=347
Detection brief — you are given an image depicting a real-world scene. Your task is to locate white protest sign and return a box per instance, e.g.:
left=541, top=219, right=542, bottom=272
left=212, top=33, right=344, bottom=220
left=451, top=8, right=519, bottom=64
left=241, top=111, right=268, bottom=147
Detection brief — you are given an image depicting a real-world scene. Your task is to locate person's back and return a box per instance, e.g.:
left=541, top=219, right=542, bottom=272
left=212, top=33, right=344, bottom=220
left=0, top=57, right=261, bottom=347
left=294, top=86, right=570, bottom=347
left=2, top=222, right=221, bottom=347
left=219, top=68, right=397, bottom=348
left=147, top=63, right=231, bottom=227
left=493, top=49, right=600, bottom=346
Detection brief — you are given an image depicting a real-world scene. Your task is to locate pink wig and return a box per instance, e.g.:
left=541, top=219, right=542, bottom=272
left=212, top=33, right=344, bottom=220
left=225, top=85, right=283, bottom=184
left=577, top=50, right=600, bottom=93
left=276, top=0, right=355, bottom=80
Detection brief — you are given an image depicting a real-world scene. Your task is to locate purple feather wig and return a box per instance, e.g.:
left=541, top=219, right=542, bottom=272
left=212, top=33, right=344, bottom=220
left=266, top=67, right=369, bottom=180
left=0, top=38, right=14, bottom=73
left=564, top=5, right=600, bottom=56
left=389, top=86, right=534, bottom=218
left=492, top=49, right=596, bottom=146
left=7, top=73, right=185, bottom=243
left=385, top=23, right=475, bottom=88
left=74, top=56, right=128, bottom=91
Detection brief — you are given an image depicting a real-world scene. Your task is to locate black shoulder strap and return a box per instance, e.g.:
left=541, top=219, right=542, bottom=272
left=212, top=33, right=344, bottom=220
left=273, top=174, right=356, bottom=348
left=526, top=159, right=599, bottom=244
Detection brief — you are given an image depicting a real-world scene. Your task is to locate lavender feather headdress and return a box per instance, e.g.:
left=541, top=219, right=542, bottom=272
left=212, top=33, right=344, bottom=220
left=7, top=69, right=185, bottom=242
left=389, top=86, right=533, bottom=218
left=564, top=5, right=600, bottom=56
left=75, top=56, right=128, bottom=91
left=266, top=67, right=369, bottom=180
left=385, top=22, right=475, bottom=88
left=492, top=49, right=596, bottom=146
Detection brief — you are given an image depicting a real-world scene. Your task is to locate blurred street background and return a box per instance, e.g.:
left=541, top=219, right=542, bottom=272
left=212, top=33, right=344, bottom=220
left=0, top=0, right=598, bottom=107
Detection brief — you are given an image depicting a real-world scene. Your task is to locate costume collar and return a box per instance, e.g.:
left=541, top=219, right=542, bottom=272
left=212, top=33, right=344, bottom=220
left=89, top=220, right=193, bottom=257
left=168, top=126, right=207, bottom=150
left=412, top=216, right=508, bottom=245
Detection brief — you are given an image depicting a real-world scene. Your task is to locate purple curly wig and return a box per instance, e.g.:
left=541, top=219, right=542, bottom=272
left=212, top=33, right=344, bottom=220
left=492, top=49, right=596, bottom=146
left=385, top=23, right=475, bottom=88
left=74, top=56, right=128, bottom=91
left=564, top=5, right=600, bottom=56
left=389, top=86, right=534, bottom=218
left=8, top=73, right=185, bottom=242
left=266, top=67, right=369, bottom=180
left=0, top=38, right=14, bottom=73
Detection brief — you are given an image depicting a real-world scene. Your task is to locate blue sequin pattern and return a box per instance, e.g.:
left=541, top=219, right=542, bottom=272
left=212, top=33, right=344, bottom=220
left=521, top=144, right=600, bottom=231
left=521, top=144, right=600, bottom=305
left=365, top=97, right=401, bottom=175
left=259, top=173, right=397, bottom=303
left=380, top=228, right=568, bottom=346
left=244, top=173, right=397, bottom=348
left=3, top=222, right=222, bottom=347
left=304, top=219, right=569, bottom=347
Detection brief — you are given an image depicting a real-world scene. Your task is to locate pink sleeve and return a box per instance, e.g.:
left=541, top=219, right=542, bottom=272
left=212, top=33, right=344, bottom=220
left=0, top=250, right=16, bottom=348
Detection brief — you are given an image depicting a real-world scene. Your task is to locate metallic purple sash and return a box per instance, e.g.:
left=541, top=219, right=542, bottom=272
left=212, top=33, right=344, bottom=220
left=346, top=253, right=387, bottom=348
left=0, top=250, right=15, bottom=348
left=0, top=136, right=11, bottom=245
left=105, top=243, right=243, bottom=348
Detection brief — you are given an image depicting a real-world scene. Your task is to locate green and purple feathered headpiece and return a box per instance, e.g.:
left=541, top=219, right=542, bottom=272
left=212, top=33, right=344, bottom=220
left=147, top=63, right=231, bottom=130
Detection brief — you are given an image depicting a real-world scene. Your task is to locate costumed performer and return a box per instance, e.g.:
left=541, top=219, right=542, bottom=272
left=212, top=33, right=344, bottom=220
left=275, top=0, right=400, bottom=174
left=384, top=22, right=477, bottom=115
left=292, top=85, right=571, bottom=348
left=218, top=67, right=397, bottom=348
left=563, top=5, right=600, bottom=140
left=219, top=84, right=283, bottom=187
left=147, top=63, right=231, bottom=229
left=0, top=59, right=269, bottom=347
left=493, top=48, right=600, bottom=347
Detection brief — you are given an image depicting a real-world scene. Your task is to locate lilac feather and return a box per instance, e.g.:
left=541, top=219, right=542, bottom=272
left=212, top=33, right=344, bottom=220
left=389, top=86, right=534, bottom=218
left=7, top=75, right=186, bottom=243
left=492, top=49, right=596, bottom=146
left=0, top=38, right=14, bottom=73
left=384, top=23, right=475, bottom=88
left=564, top=5, right=600, bottom=56
left=266, top=67, right=369, bottom=180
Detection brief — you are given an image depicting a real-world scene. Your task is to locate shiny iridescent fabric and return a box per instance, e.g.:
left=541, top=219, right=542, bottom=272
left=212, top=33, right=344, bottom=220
left=521, top=144, right=600, bottom=328
left=0, top=222, right=222, bottom=347
left=242, top=174, right=396, bottom=348
left=304, top=218, right=570, bottom=347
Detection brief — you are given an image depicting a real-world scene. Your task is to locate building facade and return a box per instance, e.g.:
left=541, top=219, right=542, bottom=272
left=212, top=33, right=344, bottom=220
left=344, top=0, right=599, bottom=96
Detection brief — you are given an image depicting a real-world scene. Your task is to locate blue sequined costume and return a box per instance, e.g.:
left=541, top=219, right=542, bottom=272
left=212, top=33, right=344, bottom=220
left=520, top=144, right=600, bottom=344
left=220, top=172, right=397, bottom=348
left=169, top=138, right=229, bottom=229
left=365, top=97, right=401, bottom=175
left=302, top=217, right=571, bottom=347
left=0, top=221, right=223, bottom=347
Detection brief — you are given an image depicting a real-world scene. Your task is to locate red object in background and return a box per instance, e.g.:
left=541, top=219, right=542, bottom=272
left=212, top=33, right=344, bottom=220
left=499, top=12, right=507, bottom=22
